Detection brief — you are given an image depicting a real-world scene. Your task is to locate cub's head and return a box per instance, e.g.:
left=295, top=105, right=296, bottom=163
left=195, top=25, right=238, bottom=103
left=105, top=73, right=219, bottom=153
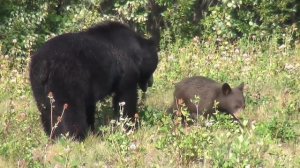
left=217, top=82, right=245, bottom=118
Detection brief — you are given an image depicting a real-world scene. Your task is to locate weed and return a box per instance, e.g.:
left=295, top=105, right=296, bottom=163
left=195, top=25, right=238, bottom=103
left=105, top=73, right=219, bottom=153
left=47, top=92, right=68, bottom=140
left=0, top=35, right=300, bottom=167
left=255, top=117, right=297, bottom=143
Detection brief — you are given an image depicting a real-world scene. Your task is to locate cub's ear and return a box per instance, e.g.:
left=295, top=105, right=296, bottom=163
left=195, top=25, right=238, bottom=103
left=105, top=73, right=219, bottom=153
left=238, top=82, right=244, bottom=91
left=222, top=83, right=232, bottom=96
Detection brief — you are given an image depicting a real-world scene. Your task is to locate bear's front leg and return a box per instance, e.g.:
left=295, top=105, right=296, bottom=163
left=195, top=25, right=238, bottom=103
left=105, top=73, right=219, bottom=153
left=113, top=87, right=138, bottom=120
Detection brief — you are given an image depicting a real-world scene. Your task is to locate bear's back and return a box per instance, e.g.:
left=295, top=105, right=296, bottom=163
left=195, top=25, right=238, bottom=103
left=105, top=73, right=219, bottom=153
left=175, top=76, right=220, bottom=99
left=174, top=76, right=222, bottom=115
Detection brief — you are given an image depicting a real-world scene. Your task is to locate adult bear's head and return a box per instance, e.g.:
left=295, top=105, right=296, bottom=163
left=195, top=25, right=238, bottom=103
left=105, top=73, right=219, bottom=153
left=137, top=38, right=159, bottom=92
left=87, top=21, right=159, bottom=92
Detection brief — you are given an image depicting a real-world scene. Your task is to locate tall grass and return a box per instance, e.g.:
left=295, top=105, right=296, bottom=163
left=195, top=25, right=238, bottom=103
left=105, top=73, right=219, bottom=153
left=0, top=35, right=299, bottom=167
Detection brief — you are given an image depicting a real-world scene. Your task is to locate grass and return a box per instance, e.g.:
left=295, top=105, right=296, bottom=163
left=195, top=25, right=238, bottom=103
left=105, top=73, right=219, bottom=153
left=0, top=36, right=299, bottom=167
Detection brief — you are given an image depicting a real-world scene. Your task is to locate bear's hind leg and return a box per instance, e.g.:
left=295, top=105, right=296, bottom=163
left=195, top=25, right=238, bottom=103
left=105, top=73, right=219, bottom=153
left=47, top=101, right=89, bottom=141
left=85, top=100, right=96, bottom=132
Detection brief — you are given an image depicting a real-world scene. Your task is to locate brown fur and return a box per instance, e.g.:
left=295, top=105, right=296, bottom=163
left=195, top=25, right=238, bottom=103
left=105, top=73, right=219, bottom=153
left=169, top=76, right=245, bottom=121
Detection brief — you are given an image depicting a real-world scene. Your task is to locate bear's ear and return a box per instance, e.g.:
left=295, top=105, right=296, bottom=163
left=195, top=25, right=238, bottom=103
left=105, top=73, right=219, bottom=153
left=222, top=83, right=232, bottom=96
left=238, top=82, right=244, bottom=91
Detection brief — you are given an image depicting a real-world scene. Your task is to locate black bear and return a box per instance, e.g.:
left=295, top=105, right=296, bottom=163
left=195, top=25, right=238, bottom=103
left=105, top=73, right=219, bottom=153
left=30, top=21, right=158, bottom=140
left=169, top=76, right=245, bottom=124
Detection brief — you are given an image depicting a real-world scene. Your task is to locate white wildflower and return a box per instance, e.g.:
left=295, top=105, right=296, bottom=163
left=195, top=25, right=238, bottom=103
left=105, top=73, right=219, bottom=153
left=119, top=102, right=126, bottom=106
left=278, top=44, right=286, bottom=50
left=129, top=143, right=137, bottom=150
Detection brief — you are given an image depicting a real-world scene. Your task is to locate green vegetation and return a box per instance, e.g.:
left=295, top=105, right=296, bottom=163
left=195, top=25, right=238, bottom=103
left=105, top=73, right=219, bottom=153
left=0, top=0, right=299, bottom=167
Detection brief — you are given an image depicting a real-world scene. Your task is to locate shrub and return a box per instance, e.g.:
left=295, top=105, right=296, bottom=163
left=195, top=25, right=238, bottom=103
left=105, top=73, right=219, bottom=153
left=255, top=117, right=297, bottom=142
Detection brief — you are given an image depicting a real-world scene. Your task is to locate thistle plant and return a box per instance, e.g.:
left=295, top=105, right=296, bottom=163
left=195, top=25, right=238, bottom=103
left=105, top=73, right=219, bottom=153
left=48, top=92, right=68, bottom=140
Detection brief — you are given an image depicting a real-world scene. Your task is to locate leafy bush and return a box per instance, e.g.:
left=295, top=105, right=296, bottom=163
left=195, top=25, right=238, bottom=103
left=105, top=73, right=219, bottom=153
left=202, top=0, right=299, bottom=41
left=1, top=0, right=299, bottom=59
left=101, top=0, right=300, bottom=44
left=140, top=106, right=165, bottom=126
left=255, top=117, right=297, bottom=142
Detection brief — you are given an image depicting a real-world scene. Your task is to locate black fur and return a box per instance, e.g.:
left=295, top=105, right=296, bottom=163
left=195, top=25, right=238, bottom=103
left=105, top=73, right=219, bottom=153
left=30, top=21, right=158, bottom=140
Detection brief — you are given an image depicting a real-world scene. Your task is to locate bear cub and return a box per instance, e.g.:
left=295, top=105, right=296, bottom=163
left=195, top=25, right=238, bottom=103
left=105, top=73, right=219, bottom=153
left=169, top=76, right=245, bottom=124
